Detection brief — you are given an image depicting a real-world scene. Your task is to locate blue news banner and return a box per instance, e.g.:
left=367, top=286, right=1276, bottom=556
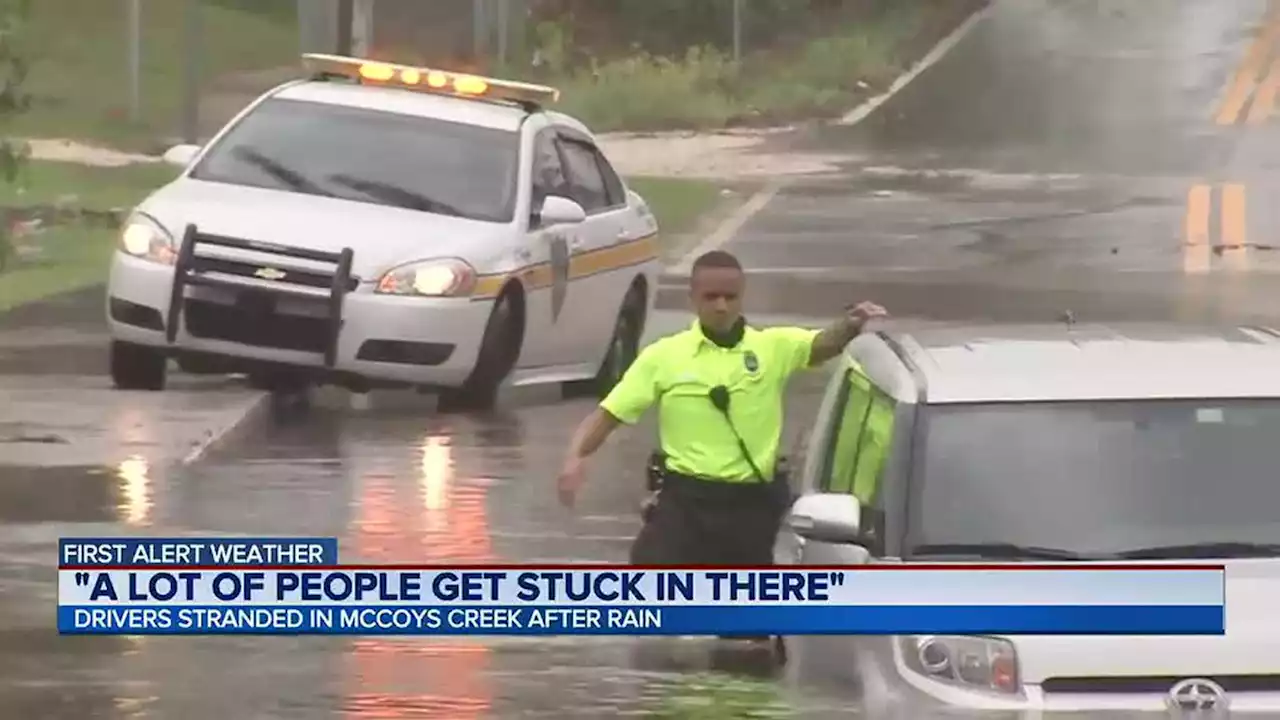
left=56, top=538, right=1227, bottom=636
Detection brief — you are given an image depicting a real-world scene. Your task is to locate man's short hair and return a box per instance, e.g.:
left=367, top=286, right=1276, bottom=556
left=690, top=250, right=743, bottom=278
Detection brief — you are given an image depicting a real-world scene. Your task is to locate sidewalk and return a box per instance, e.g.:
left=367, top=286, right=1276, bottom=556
left=0, top=286, right=267, bottom=469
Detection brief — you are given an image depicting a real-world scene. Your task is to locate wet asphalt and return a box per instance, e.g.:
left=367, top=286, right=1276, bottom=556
left=9, top=0, right=1280, bottom=716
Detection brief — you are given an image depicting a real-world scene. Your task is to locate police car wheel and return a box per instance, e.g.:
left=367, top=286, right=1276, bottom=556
left=440, top=290, right=520, bottom=411
left=563, top=290, right=642, bottom=399
left=109, top=341, right=167, bottom=391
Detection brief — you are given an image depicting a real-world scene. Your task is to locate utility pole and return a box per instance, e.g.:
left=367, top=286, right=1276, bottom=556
left=181, top=0, right=202, bottom=143
left=336, top=0, right=354, bottom=55
left=127, top=0, right=141, bottom=122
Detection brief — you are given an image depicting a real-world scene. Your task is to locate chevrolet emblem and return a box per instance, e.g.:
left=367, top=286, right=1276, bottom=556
left=254, top=267, right=286, bottom=281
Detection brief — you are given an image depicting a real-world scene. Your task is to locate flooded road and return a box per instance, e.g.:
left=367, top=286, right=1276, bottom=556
left=0, top=367, right=854, bottom=720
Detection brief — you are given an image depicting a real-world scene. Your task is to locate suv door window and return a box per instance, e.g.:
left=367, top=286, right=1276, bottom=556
left=531, top=129, right=568, bottom=220
left=819, top=366, right=897, bottom=505
left=557, top=137, right=610, bottom=213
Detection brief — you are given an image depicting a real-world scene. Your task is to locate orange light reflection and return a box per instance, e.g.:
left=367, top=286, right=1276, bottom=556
left=343, top=433, right=495, bottom=719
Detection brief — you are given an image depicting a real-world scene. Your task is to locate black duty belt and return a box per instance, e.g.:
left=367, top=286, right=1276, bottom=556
left=658, top=470, right=782, bottom=504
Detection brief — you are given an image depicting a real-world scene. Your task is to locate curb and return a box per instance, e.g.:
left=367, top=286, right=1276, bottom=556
left=836, top=2, right=993, bottom=126
left=178, top=390, right=271, bottom=467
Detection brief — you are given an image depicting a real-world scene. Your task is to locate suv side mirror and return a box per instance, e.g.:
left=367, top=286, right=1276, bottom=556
left=162, top=143, right=201, bottom=168
left=786, top=493, right=864, bottom=545
left=539, top=195, right=586, bottom=226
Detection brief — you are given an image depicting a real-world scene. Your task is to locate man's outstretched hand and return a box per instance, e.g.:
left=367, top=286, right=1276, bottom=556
left=557, top=456, right=586, bottom=508
left=845, top=301, right=888, bottom=333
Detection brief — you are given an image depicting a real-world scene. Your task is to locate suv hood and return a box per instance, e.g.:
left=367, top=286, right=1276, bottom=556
left=1007, top=559, right=1280, bottom=683
left=137, top=179, right=512, bottom=279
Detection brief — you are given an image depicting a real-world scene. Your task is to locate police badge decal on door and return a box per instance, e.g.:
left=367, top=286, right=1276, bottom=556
left=548, top=233, right=569, bottom=323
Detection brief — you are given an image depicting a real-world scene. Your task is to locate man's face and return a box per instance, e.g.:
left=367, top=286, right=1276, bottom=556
left=690, top=266, right=745, bottom=333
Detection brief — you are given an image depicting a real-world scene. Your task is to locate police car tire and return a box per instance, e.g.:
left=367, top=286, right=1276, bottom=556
left=109, top=341, right=167, bottom=391
left=440, top=289, right=520, bottom=410
left=563, top=288, right=643, bottom=399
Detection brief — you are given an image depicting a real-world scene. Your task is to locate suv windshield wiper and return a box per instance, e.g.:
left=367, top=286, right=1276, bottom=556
left=232, top=147, right=327, bottom=195
left=1113, top=542, right=1280, bottom=559
left=909, top=543, right=1108, bottom=561
left=327, top=174, right=466, bottom=218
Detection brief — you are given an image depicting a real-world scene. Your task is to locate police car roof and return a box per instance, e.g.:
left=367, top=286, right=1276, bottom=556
left=879, top=323, right=1280, bottom=404
left=272, top=80, right=533, bottom=132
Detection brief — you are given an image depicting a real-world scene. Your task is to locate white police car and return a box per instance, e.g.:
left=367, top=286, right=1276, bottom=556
left=780, top=322, right=1280, bottom=715
left=106, top=54, right=660, bottom=409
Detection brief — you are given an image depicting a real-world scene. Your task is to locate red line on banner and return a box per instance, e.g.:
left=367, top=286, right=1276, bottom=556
left=59, top=564, right=1225, bottom=572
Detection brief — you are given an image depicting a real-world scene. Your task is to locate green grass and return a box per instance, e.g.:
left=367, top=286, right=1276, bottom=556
left=0, top=226, right=115, bottom=312
left=629, top=175, right=724, bottom=239
left=0, top=160, right=176, bottom=312
left=14, top=0, right=297, bottom=148
left=0, top=164, right=721, bottom=314
left=0, top=160, right=177, bottom=209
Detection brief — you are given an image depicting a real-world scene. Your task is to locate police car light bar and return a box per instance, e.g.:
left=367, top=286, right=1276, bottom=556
left=301, top=53, right=560, bottom=106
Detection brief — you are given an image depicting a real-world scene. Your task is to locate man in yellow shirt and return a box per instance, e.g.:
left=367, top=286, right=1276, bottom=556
left=556, top=249, right=886, bottom=570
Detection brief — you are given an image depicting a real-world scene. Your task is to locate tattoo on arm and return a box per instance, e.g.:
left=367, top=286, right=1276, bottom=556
left=809, top=319, right=860, bottom=366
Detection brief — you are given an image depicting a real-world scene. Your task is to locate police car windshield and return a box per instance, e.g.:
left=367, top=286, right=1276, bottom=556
left=190, top=98, right=519, bottom=223
left=908, top=399, right=1280, bottom=559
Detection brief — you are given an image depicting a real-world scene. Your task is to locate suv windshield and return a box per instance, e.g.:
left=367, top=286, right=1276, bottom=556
left=909, top=399, right=1280, bottom=558
left=190, top=98, right=519, bottom=223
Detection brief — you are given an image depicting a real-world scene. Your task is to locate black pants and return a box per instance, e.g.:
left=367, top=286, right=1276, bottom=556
left=630, top=473, right=788, bottom=566
left=630, top=474, right=790, bottom=645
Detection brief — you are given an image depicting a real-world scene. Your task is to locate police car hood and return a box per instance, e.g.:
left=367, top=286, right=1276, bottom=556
left=140, top=179, right=511, bottom=279
left=997, top=559, right=1280, bottom=684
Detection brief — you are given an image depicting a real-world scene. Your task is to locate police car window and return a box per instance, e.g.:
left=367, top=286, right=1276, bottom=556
left=591, top=147, right=627, bottom=207
left=909, top=399, right=1280, bottom=558
left=531, top=129, right=568, bottom=209
left=557, top=138, right=609, bottom=212
left=820, top=369, right=896, bottom=503
left=189, top=98, right=519, bottom=223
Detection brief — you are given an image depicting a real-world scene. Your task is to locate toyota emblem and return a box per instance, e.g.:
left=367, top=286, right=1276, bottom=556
left=1166, top=678, right=1228, bottom=713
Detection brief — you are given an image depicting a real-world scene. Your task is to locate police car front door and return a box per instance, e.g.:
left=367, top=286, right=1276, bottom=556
left=553, top=135, right=637, bottom=363
left=519, top=128, right=579, bottom=369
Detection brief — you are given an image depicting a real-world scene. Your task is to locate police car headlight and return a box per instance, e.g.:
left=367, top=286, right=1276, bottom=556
left=118, top=214, right=176, bottom=265
left=898, top=635, right=1021, bottom=695
left=375, top=258, right=477, bottom=297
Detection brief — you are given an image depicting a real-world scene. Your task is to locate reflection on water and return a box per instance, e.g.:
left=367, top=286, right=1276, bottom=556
left=116, top=456, right=152, bottom=527
left=343, top=431, right=494, bottom=719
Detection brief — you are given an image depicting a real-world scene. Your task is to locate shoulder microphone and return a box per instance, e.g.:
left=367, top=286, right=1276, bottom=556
left=708, top=385, right=731, bottom=413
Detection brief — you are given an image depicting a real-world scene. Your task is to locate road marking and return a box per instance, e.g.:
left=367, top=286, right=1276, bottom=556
left=1184, top=185, right=1211, bottom=274
left=1183, top=184, right=1251, bottom=274
left=1248, top=52, right=1280, bottom=123
left=1215, top=0, right=1280, bottom=124
left=1221, top=183, right=1251, bottom=271
left=669, top=181, right=785, bottom=275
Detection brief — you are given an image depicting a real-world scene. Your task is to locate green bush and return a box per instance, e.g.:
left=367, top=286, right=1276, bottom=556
left=556, top=47, right=739, bottom=131
left=547, top=5, right=922, bottom=132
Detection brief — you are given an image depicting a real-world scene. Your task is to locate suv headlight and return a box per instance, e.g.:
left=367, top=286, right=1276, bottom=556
left=898, top=635, right=1021, bottom=695
left=375, top=258, right=477, bottom=297
left=119, top=214, right=176, bottom=265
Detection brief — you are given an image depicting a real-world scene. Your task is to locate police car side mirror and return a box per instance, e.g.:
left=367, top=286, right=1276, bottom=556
left=787, top=493, right=864, bottom=545
left=540, top=195, right=586, bottom=226
left=162, top=143, right=201, bottom=168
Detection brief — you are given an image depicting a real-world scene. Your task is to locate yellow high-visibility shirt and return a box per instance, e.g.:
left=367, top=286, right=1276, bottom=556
left=600, top=319, right=820, bottom=482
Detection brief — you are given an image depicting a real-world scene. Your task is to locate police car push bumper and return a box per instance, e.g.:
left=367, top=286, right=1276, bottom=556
left=107, top=224, right=490, bottom=386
